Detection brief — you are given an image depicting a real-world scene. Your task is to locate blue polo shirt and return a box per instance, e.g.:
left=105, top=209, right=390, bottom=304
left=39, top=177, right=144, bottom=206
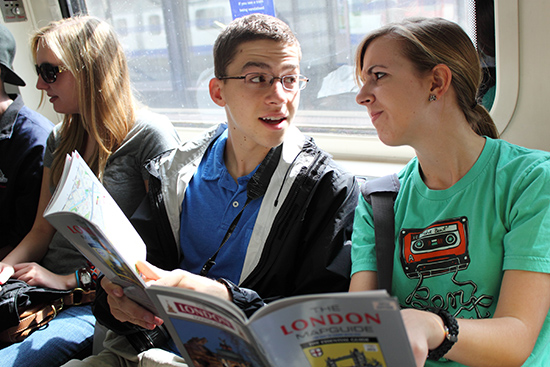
left=179, top=131, right=263, bottom=283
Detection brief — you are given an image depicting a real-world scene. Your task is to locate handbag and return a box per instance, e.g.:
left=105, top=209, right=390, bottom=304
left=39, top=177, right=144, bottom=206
left=0, top=279, right=95, bottom=343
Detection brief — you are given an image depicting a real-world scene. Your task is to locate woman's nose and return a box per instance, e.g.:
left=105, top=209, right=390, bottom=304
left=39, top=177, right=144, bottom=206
left=36, top=74, right=48, bottom=90
left=356, top=84, right=373, bottom=106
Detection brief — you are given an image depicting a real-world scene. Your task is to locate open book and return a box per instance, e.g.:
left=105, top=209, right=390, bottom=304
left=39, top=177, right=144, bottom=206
left=147, top=285, right=416, bottom=367
left=43, top=151, right=157, bottom=313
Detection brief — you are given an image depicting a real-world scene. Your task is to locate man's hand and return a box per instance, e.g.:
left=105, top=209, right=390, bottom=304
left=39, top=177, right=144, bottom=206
left=101, top=276, right=163, bottom=330
left=137, top=261, right=231, bottom=301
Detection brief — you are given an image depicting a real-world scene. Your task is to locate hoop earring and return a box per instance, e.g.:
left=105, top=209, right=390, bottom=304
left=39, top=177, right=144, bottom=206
left=429, top=94, right=437, bottom=102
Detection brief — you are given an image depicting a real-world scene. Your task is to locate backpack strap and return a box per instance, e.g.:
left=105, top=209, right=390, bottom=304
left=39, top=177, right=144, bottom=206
left=361, top=173, right=400, bottom=293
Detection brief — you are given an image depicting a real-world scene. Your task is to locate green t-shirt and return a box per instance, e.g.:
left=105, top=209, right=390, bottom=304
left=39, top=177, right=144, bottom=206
left=352, top=137, right=550, bottom=366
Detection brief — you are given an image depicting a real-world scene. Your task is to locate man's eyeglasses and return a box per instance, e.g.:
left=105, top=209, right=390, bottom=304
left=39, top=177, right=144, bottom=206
left=218, top=72, right=309, bottom=92
left=35, top=63, right=68, bottom=84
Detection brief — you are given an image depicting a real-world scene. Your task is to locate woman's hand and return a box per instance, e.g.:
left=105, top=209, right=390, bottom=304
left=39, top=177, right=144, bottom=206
left=0, top=261, right=15, bottom=285
left=12, top=262, right=76, bottom=290
left=401, top=308, right=446, bottom=367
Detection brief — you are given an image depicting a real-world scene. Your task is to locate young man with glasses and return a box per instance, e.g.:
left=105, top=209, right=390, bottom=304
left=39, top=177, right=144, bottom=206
left=66, top=13, right=359, bottom=367
left=0, top=23, right=54, bottom=259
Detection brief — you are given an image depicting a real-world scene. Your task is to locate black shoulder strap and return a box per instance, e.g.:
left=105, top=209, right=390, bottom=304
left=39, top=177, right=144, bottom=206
left=360, top=173, right=400, bottom=293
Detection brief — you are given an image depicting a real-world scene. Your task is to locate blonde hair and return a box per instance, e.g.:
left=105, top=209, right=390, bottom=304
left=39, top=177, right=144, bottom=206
left=31, top=16, right=136, bottom=186
left=355, top=17, right=499, bottom=139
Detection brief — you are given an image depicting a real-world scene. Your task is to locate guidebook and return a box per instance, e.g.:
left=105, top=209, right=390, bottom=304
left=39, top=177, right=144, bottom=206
left=146, top=285, right=416, bottom=367
left=43, top=151, right=157, bottom=313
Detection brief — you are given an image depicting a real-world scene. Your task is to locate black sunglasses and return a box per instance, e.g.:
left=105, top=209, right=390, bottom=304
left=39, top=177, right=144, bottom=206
left=35, top=63, right=68, bottom=84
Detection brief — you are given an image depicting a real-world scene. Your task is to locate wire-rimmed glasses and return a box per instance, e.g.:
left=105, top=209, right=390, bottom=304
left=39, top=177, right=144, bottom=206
left=218, top=72, right=309, bottom=92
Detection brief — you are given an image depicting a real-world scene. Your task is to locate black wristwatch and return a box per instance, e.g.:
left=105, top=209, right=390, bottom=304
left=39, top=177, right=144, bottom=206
left=427, top=308, right=459, bottom=361
left=77, top=267, right=93, bottom=290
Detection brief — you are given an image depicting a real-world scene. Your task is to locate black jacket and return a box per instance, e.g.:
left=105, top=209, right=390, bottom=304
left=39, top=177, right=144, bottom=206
left=94, top=124, right=359, bottom=334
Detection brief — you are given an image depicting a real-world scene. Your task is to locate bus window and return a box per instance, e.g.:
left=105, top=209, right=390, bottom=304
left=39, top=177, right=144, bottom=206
left=73, top=0, right=496, bottom=162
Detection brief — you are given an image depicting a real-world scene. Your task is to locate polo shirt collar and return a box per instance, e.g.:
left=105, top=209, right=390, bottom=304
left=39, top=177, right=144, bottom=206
left=201, top=129, right=262, bottom=191
left=201, top=129, right=228, bottom=182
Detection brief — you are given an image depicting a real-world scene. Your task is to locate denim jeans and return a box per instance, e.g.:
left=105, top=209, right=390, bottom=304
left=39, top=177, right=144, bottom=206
left=0, top=304, right=95, bottom=367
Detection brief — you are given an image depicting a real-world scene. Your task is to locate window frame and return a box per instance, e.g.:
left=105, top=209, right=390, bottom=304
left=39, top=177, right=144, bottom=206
left=490, top=0, right=518, bottom=135
left=170, top=1, right=519, bottom=165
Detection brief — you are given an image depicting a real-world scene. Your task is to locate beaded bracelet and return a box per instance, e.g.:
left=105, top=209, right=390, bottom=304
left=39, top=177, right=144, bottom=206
left=427, top=308, right=459, bottom=361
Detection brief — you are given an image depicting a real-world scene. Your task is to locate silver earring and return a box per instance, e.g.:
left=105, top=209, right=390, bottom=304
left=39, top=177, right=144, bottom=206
left=429, top=94, right=437, bottom=102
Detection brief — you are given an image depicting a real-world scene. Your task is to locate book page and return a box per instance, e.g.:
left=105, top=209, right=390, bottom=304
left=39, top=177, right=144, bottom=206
left=44, top=152, right=155, bottom=312
left=43, top=153, right=74, bottom=216
left=46, top=152, right=146, bottom=265
left=147, top=285, right=270, bottom=367
left=248, top=291, right=416, bottom=367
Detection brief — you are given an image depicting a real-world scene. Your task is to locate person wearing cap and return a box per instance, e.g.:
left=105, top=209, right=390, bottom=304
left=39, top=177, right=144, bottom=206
left=0, top=23, right=54, bottom=259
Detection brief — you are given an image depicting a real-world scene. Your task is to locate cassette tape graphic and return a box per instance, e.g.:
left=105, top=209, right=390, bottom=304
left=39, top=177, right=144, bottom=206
left=400, top=217, right=469, bottom=279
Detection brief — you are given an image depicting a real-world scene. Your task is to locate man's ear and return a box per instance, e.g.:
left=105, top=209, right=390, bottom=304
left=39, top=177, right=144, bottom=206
left=429, top=63, right=453, bottom=99
left=209, top=77, right=226, bottom=107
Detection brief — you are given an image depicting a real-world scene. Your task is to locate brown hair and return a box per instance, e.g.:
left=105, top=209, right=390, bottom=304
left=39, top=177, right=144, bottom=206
left=355, top=17, right=499, bottom=139
left=31, top=16, right=137, bottom=186
left=213, top=13, right=301, bottom=78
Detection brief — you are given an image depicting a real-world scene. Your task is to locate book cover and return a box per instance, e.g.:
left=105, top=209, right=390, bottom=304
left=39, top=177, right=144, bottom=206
left=147, top=285, right=415, bottom=367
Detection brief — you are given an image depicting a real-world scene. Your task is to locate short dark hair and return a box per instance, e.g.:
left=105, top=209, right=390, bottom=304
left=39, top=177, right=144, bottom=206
left=213, top=14, right=301, bottom=78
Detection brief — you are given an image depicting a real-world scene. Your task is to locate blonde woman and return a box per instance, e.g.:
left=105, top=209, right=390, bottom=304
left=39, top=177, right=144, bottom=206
left=0, top=16, right=180, bottom=366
